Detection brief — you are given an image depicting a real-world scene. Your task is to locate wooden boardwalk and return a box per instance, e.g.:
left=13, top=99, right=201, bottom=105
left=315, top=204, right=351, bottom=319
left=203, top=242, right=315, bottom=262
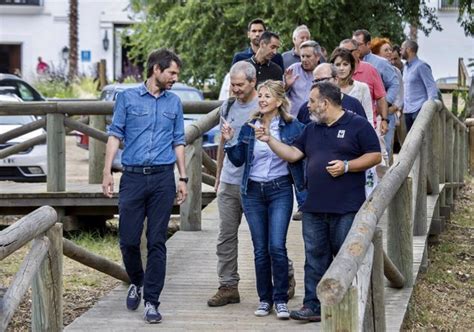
left=65, top=187, right=441, bottom=331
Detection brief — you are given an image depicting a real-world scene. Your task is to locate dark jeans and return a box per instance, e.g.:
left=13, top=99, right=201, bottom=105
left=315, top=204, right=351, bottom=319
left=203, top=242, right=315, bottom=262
left=118, top=167, right=175, bottom=307
left=404, top=110, right=420, bottom=132
left=302, top=212, right=356, bottom=313
left=242, top=175, right=293, bottom=304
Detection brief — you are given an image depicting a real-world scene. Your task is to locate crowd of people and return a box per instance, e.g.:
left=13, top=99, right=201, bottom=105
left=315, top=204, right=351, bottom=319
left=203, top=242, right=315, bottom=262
left=102, top=18, right=439, bottom=324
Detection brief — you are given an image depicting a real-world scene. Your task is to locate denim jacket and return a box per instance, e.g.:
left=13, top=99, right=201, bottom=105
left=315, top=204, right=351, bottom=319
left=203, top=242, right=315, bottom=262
left=225, top=117, right=305, bottom=195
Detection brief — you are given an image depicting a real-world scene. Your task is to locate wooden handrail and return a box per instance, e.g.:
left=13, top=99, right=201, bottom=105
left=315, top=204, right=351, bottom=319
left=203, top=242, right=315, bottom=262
left=0, top=117, right=46, bottom=144
left=316, top=100, right=448, bottom=306
left=0, top=100, right=222, bottom=116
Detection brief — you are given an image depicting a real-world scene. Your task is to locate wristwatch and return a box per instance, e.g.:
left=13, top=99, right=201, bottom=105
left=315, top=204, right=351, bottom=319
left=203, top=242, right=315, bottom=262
left=179, top=177, right=189, bottom=183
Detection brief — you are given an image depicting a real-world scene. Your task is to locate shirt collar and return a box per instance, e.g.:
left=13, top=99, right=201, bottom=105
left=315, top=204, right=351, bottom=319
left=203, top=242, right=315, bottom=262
left=251, top=55, right=270, bottom=66
left=142, top=81, right=168, bottom=98
left=406, top=56, right=419, bottom=67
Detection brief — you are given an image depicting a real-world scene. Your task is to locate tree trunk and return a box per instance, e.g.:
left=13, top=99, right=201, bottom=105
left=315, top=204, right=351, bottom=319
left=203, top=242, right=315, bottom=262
left=68, top=0, right=79, bottom=81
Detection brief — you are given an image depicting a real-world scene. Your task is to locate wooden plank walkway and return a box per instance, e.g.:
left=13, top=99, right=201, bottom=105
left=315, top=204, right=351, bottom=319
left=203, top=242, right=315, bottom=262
left=65, top=188, right=443, bottom=331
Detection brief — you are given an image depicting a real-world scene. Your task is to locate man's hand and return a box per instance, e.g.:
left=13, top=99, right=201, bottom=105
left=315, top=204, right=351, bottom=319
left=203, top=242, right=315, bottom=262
left=176, top=181, right=188, bottom=205
left=326, top=160, right=345, bottom=177
left=380, top=120, right=388, bottom=135
left=102, top=172, right=114, bottom=198
left=284, top=68, right=299, bottom=90
left=248, top=123, right=271, bottom=142
left=221, top=117, right=235, bottom=141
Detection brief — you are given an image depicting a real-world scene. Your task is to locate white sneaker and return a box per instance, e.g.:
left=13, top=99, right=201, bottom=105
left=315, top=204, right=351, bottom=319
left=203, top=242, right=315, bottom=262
left=254, top=301, right=272, bottom=316
left=275, top=302, right=290, bottom=319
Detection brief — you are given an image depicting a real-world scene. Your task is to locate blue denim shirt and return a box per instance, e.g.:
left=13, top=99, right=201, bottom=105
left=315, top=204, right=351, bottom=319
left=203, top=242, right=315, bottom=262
left=225, top=117, right=305, bottom=195
left=108, top=83, right=185, bottom=166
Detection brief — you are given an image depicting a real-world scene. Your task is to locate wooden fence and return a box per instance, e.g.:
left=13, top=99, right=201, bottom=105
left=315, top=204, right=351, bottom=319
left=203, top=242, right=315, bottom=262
left=316, top=99, right=470, bottom=330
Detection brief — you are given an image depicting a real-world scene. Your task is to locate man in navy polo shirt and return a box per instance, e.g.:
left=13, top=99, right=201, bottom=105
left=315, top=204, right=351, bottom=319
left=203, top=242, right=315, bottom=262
left=102, top=49, right=188, bottom=324
left=253, top=81, right=381, bottom=322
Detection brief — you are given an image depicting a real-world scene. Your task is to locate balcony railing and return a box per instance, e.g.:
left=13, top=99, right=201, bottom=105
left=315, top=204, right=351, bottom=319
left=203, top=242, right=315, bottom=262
left=439, top=0, right=459, bottom=11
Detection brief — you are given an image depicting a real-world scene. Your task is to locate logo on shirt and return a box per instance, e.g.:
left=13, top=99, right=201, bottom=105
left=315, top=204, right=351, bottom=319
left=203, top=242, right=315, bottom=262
left=337, top=130, right=346, bottom=138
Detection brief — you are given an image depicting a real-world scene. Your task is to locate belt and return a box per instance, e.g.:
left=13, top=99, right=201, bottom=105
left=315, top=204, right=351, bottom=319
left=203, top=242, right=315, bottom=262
left=249, top=175, right=291, bottom=186
left=123, top=164, right=174, bottom=174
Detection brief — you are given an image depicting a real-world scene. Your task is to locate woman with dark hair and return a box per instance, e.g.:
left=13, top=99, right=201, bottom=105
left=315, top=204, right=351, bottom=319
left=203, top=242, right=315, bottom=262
left=221, top=80, right=304, bottom=320
left=330, top=48, right=373, bottom=125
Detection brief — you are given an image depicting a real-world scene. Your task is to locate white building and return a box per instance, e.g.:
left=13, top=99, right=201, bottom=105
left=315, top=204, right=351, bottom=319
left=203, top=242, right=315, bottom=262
left=0, top=0, right=137, bottom=82
left=417, top=0, right=474, bottom=80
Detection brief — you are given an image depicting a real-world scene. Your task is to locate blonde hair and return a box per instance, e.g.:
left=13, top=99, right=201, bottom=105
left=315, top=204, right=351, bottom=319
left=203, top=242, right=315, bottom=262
left=250, top=80, right=293, bottom=123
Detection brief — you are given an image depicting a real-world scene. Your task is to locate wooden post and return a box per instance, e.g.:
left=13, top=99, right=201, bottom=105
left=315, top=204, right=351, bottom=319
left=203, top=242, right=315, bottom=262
left=47, top=113, right=65, bottom=192
left=413, top=135, right=427, bottom=236
left=32, top=223, right=63, bottom=332
left=428, top=113, right=440, bottom=195
left=371, top=227, right=386, bottom=332
left=453, top=123, right=460, bottom=196
left=467, top=119, right=474, bottom=175
left=459, top=126, right=465, bottom=181
left=322, top=286, right=358, bottom=331
left=439, top=110, right=446, bottom=207
left=180, top=138, right=202, bottom=231
left=99, top=59, right=107, bottom=91
left=445, top=116, right=454, bottom=206
left=452, top=90, right=458, bottom=115
left=88, top=115, right=106, bottom=184
left=388, top=177, right=413, bottom=287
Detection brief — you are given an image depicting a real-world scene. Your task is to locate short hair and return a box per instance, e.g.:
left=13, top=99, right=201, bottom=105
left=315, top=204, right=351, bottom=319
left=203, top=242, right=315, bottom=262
left=146, top=49, right=182, bottom=78
left=392, top=44, right=401, bottom=56
left=311, top=81, right=342, bottom=106
left=313, top=63, right=337, bottom=79
left=404, top=40, right=419, bottom=53
left=353, top=29, right=371, bottom=43
left=292, top=24, right=310, bottom=39
left=340, top=38, right=358, bottom=49
left=300, top=40, right=321, bottom=55
left=329, top=47, right=356, bottom=85
left=370, top=37, right=392, bottom=55
left=248, top=18, right=266, bottom=31
left=259, top=31, right=280, bottom=45
left=230, top=61, right=256, bottom=81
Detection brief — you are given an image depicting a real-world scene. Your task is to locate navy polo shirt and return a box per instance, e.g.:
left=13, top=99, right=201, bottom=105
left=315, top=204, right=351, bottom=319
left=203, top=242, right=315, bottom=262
left=245, top=57, right=283, bottom=86
left=292, top=111, right=380, bottom=214
left=232, top=47, right=285, bottom=72
left=297, top=94, right=367, bottom=125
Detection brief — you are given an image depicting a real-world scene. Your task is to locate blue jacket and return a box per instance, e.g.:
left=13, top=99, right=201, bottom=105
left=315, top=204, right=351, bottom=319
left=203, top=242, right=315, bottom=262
left=225, top=117, right=305, bottom=195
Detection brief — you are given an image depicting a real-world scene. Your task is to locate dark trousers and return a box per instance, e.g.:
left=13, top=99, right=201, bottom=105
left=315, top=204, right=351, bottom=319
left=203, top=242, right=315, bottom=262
left=404, top=110, right=420, bottom=132
left=118, top=168, right=175, bottom=307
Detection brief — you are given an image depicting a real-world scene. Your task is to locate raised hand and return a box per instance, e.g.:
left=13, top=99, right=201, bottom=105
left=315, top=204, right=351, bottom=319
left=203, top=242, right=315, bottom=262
left=284, top=68, right=299, bottom=89
left=248, top=122, right=271, bottom=142
left=221, top=116, right=235, bottom=141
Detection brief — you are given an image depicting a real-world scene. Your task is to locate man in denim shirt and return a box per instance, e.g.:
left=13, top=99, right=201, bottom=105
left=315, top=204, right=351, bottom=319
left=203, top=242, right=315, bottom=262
left=102, top=49, right=188, bottom=324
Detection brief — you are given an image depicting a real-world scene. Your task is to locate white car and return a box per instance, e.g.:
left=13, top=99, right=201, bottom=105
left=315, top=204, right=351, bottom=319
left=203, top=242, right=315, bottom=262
left=0, top=94, right=47, bottom=182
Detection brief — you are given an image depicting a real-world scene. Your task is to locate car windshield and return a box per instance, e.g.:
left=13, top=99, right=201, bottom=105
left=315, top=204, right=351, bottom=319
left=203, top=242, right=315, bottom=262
left=0, top=115, right=33, bottom=125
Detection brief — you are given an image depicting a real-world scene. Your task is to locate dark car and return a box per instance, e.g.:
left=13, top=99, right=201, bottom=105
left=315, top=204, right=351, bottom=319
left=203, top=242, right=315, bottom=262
left=75, top=82, right=219, bottom=170
left=0, top=73, right=45, bottom=101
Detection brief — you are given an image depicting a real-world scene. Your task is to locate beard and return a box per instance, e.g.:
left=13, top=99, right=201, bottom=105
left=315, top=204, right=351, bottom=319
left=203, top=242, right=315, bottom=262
left=309, top=107, right=326, bottom=123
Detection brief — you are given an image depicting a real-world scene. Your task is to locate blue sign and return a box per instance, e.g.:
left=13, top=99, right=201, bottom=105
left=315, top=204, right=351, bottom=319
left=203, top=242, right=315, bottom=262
left=81, top=50, right=91, bottom=62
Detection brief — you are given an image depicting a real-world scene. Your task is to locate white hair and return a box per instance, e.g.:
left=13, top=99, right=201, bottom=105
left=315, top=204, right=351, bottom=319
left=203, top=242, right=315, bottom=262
left=292, top=25, right=310, bottom=40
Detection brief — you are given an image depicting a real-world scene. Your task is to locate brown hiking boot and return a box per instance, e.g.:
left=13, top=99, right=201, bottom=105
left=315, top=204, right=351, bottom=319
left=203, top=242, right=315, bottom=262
left=288, top=274, right=296, bottom=299
left=207, top=286, right=240, bottom=307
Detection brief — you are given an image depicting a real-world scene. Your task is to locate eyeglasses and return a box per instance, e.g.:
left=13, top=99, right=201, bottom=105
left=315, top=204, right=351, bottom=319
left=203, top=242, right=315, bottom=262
left=312, top=77, right=333, bottom=83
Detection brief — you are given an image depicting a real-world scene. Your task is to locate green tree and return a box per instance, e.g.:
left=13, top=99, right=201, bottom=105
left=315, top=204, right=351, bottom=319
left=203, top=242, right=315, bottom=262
left=125, top=0, right=449, bottom=92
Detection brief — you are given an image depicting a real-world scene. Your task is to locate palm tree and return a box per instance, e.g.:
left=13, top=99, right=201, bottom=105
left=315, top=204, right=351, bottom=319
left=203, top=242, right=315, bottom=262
left=68, top=0, right=78, bottom=81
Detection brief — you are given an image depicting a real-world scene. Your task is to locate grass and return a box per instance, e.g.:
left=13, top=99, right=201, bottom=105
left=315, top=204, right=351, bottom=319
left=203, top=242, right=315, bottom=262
left=402, top=177, right=474, bottom=330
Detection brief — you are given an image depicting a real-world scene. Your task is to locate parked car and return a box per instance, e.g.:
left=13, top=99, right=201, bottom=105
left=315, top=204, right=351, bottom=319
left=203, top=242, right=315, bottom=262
left=74, top=82, right=219, bottom=171
left=0, top=94, right=47, bottom=182
left=0, top=73, right=45, bottom=101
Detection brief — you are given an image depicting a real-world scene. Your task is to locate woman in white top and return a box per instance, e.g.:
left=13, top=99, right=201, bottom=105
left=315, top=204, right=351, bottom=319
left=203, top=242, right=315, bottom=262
left=329, top=48, right=374, bottom=127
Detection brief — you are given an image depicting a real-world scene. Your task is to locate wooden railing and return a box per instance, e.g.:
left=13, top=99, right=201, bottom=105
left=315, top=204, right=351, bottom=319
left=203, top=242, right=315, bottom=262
left=316, top=100, right=470, bottom=330
left=0, top=100, right=222, bottom=230
left=0, top=206, right=60, bottom=331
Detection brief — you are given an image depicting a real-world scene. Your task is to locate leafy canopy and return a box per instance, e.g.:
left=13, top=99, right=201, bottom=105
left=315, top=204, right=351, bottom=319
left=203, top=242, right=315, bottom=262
left=126, top=0, right=470, bottom=92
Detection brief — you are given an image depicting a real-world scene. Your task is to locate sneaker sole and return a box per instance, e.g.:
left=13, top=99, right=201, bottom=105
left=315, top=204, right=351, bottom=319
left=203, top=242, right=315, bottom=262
left=145, top=319, right=162, bottom=324
left=254, top=310, right=272, bottom=317
left=207, top=298, right=240, bottom=307
left=277, top=314, right=290, bottom=320
left=289, top=314, right=321, bottom=322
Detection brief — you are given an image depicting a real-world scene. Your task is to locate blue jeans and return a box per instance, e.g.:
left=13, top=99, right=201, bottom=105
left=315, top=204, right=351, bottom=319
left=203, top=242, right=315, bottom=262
left=242, top=175, right=293, bottom=304
left=384, top=113, right=397, bottom=159
left=118, top=167, right=176, bottom=307
left=302, top=212, right=356, bottom=313
left=404, top=110, right=420, bottom=132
